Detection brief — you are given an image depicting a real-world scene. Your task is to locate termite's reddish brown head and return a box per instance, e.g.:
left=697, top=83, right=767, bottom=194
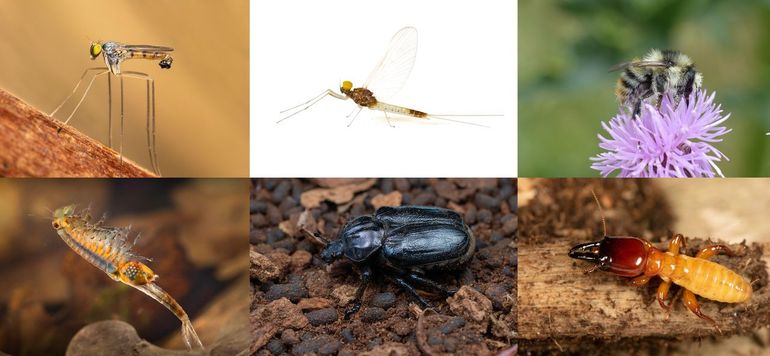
left=569, top=236, right=652, bottom=277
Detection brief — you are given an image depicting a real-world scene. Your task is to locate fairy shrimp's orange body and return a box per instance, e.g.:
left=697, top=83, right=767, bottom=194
left=52, top=205, right=203, bottom=350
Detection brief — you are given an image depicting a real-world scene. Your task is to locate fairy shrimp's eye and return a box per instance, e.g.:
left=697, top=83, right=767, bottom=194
left=52, top=221, right=60, bottom=229
left=90, top=42, right=102, bottom=59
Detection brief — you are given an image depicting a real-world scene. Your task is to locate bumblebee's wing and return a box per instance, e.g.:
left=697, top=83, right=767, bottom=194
left=609, top=60, right=666, bottom=72
left=122, top=44, right=174, bottom=53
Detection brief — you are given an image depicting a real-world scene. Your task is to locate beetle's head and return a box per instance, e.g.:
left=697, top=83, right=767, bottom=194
left=319, top=239, right=344, bottom=263
left=568, top=236, right=651, bottom=277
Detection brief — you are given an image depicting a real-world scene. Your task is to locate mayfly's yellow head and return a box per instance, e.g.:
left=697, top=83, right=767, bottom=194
left=340, top=80, right=353, bottom=93
left=52, top=205, right=77, bottom=230
left=118, top=261, right=158, bottom=286
left=89, top=42, right=103, bottom=60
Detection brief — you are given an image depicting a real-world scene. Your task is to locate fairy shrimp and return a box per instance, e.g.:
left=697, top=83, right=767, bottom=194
left=51, top=205, right=204, bottom=350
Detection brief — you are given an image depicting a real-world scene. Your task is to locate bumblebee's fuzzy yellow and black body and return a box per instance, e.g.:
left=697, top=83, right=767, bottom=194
left=613, top=49, right=703, bottom=118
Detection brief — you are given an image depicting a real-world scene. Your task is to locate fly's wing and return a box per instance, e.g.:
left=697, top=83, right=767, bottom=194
left=363, top=26, right=418, bottom=99
left=122, top=44, right=175, bottom=53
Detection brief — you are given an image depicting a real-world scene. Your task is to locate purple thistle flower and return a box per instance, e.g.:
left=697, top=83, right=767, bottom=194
left=591, top=89, right=731, bottom=177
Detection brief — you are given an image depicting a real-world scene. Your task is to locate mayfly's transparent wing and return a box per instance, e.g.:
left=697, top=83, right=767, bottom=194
left=363, top=26, right=418, bottom=99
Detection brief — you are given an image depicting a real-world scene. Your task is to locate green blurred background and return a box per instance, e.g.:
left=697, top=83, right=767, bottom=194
left=519, top=0, right=770, bottom=177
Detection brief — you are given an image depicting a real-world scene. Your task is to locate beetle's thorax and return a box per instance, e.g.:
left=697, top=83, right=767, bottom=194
left=338, top=216, right=385, bottom=263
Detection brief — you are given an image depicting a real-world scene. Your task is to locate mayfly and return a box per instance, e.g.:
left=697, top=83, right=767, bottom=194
left=278, top=27, right=497, bottom=127
left=49, top=41, right=174, bottom=175
left=51, top=205, right=203, bottom=350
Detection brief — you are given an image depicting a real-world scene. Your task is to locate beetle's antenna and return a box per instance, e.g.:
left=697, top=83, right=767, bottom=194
left=591, top=189, right=608, bottom=237
left=301, top=228, right=329, bottom=246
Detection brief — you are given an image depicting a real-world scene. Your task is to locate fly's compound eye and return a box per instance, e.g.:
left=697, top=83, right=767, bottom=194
left=89, top=43, right=102, bottom=59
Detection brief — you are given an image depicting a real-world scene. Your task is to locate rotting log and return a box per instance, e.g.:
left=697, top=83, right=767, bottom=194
left=0, top=88, right=155, bottom=177
left=518, top=237, right=770, bottom=353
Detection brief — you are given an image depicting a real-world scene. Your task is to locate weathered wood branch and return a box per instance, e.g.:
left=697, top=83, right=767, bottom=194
left=0, top=88, right=155, bottom=177
left=518, top=237, right=770, bottom=353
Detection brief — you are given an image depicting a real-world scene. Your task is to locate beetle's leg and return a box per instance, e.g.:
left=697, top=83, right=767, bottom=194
left=669, top=233, right=686, bottom=255
left=405, top=272, right=456, bottom=297
left=629, top=275, right=651, bottom=287
left=696, top=244, right=736, bottom=259
left=392, top=276, right=430, bottom=308
left=682, top=289, right=721, bottom=334
left=344, top=265, right=372, bottom=320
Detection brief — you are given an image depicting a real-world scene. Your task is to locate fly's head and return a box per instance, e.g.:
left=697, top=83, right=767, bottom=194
left=89, top=42, right=103, bottom=60
left=569, top=236, right=652, bottom=277
left=118, top=260, right=158, bottom=286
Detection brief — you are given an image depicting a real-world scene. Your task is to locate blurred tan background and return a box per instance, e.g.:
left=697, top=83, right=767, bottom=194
left=0, top=0, right=249, bottom=177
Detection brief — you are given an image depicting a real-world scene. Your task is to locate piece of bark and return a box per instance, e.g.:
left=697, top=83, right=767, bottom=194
left=0, top=88, right=155, bottom=177
left=518, top=238, right=770, bottom=353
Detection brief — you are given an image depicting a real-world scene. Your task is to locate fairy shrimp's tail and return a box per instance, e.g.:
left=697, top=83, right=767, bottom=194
left=132, top=282, right=204, bottom=350
left=181, top=316, right=204, bottom=350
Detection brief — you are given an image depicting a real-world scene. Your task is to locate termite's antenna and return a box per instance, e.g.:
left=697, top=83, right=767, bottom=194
left=591, top=189, right=608, bottom=237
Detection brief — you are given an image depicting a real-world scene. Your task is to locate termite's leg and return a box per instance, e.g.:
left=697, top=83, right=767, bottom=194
left=683, top=289, right=721, bottom=334
left=696, top=245, right=736, bottom=260
left=629, top=275, right=651, bottom=287
left=657, top=280, right=673, bottom=317
left=669, top=233, right=686, bottom=255
left=344, top=265, right=371, bottom=320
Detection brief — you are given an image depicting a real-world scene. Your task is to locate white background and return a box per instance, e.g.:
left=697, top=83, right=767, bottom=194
left=251, top=0, right=517, bottom=177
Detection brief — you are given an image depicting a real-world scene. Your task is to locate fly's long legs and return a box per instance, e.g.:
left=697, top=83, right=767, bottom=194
left=50, top=41, right=172, bottom=175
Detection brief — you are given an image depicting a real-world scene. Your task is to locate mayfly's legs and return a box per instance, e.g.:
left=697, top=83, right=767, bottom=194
left=121, top=71, right=160, bottom=175
left=50, top=67, right=109, bottom=117
left=383, top=112, right=395, bottom=128
left=347, top=107, right=364, bottom=127
left=277, top=90, right=348, bottom=123
left=56, top=70, right=111, bottom=132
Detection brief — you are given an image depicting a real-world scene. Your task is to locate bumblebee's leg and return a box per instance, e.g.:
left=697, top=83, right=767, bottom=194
left=391, top=275, right=430, bottom=308
left=344, top=265, right=372, bottom=320
left=683, top=289, right=721, bottom=334
left=629, top=275, right=651, bottom=286
left=696, top=245, right=736, bottom=260
left=405, top=272, right=456, bottom=297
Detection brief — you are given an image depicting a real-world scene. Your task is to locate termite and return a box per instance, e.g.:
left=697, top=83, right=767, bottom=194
left=568, top=191, right=752, bottom=333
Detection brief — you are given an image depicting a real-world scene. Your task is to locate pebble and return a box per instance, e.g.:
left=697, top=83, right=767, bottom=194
left=280, top=329, right=300, bottom=345
left=272, top=180, right=291, bottom=203
left=485, top=284, right=509, bottom=311
left=290, top=250, right=312, bottom=270
left=266, top=283, right=308, bottom=303
left=477, top=209, right=493, bottom=224
left=341, top=328, right=355, bottom=343
left=474, top=193, right=500, bottom=210
left=360, top=307, right=386, bottom=322
left=370, top=292, right=396, bottom=309
left=292, top=335, right=340, bottom=356
left=464, top=206, right=477, bottom=225
left=266, top=228, right=285, bottom=244
left=439, top=317, right=466, bottom=334
left=305, top=308, right=338, bottom=326
left=501, top=214, right=518, bottom=235
left=251, top=200, right=267, bottom=214
left=266, top=339, right=285, bottom=354
left=251, top=213, right=268, bottom=228
left=412, top=192, right=436, bottom=206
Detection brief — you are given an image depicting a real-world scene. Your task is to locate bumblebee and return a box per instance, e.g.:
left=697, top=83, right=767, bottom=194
left=611, top=49, right=703, bottom=118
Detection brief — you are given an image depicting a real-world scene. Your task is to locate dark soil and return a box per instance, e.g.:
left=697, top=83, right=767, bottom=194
left=250, top=178, right=516, bottom=355
left=518, top=179, right=770, bottom=355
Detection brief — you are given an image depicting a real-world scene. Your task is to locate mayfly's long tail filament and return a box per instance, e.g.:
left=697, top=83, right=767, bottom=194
left=132, top=283, right=204, bottom=350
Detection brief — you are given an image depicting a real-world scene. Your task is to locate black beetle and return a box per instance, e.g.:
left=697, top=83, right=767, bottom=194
left=310, top=206, right=476, bottom=319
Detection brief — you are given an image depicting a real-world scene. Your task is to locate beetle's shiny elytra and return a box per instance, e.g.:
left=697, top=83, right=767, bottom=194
left=318, top=206, right=475, bottom=319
